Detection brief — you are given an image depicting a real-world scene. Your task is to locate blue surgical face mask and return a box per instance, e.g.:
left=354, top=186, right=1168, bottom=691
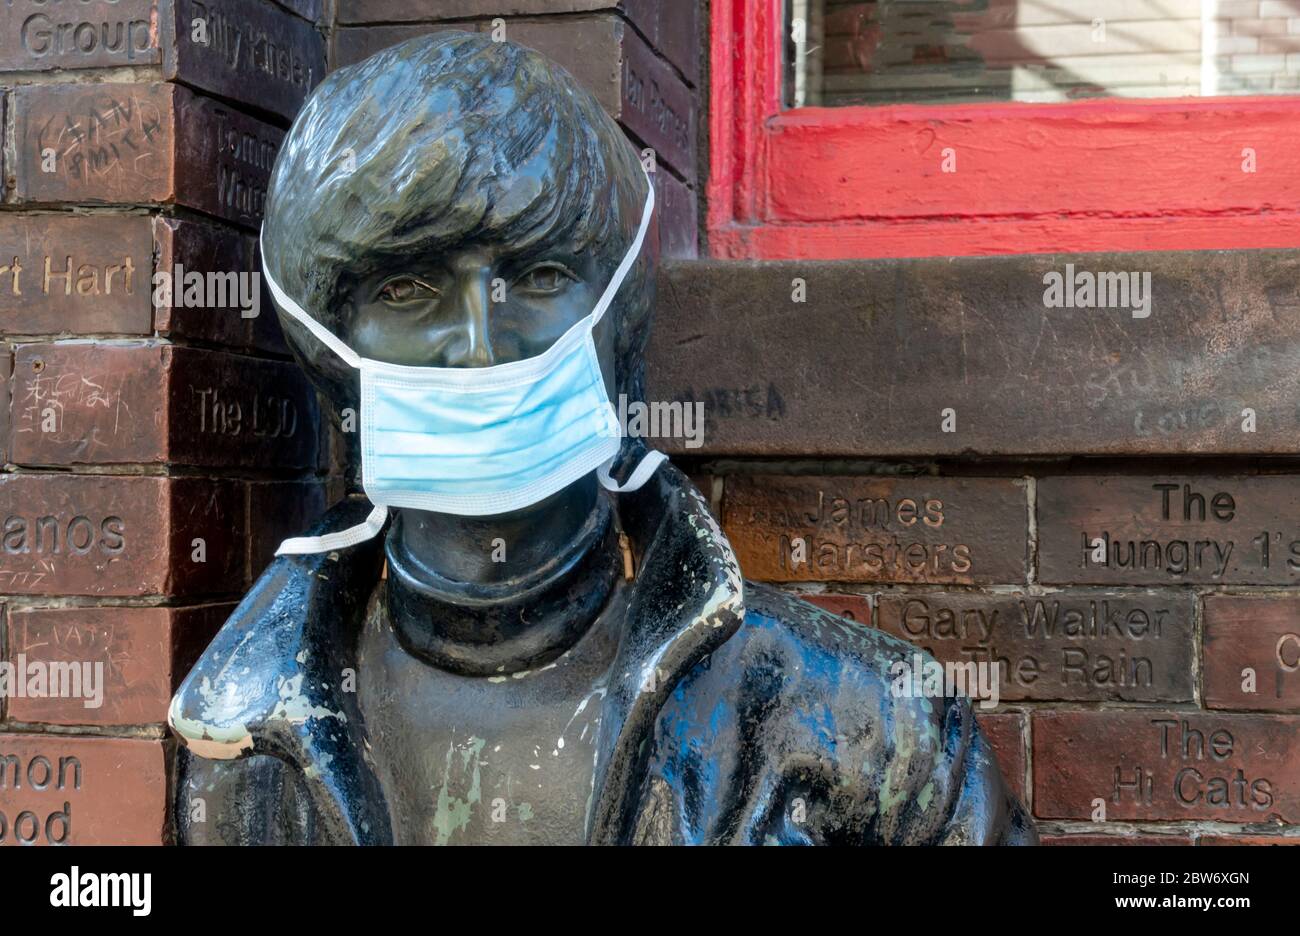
left=262, top=168, right=665, bottom=555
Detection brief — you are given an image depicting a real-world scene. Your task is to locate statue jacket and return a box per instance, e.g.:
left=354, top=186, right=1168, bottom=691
left=170, top=466, right=1036, bottom=845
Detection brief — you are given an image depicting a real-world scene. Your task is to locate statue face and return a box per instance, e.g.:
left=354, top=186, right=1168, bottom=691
left=341, top=236, right=618, bottom=393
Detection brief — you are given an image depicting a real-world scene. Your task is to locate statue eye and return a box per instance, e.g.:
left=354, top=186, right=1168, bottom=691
left=378, top=276, right=439, bottom=306
left=515, top=262, right=577, bottom=296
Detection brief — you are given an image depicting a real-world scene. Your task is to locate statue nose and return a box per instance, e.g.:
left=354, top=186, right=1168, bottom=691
left=445, top=273, right=495, bottom=367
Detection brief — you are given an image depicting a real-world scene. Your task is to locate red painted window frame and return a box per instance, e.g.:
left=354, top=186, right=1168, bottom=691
left=707, top=0, right=1300, bottom=260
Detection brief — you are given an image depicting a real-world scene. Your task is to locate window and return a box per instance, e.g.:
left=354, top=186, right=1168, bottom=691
left=709, top=0, right=1300, bottom=259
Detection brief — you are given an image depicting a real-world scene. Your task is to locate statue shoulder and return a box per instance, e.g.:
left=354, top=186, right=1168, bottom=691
left=647, top=583, right=1036, bottom=844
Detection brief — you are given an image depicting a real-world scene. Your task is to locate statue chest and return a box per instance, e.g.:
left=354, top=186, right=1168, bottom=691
left=355, top=587, right=625, bottom=845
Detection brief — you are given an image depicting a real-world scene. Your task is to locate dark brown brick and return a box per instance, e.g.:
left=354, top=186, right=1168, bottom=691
left=722, top=475, right=1028, bottom=584
left=12, top=83, right=283, bottom=229
left=0, top=0, right=161, bottom=72
left=1033, top=711, right=1300, bottom=823
left=0, top=215, right=153, bottom=335
left=9, top=343, right=319, bottom=469
left=975, top=711, right=1027, bottom=803
left=153, top=216, right=255, bottom=349
left=1041, top=833, right=1193, bottom=845
left=645, top=252, right=1300, bottom=457
left=0, top=350, right=10, bottom=465
left=334, top=0, right=700, bottom=82
left=1204, top=595, right=1300, bottom=712
left=6, top=604, right=230, bottom=726
left=1038, top=476, right=1300, bottom=586
left=271, top=0, right=321, bottom=22
left=247, top=480, right=328, bottom=579
left=0, top=734, right=165, bottom=844
left=652, top=166, right=696, bottom=260
left=802, top=593, right=871, bottom=625
left=162, top=0, right=326, bottom=122
left=0, top=474, right=244, bottom=596
left=875, top=591, right=1195, bottom=702
left=1199, top=834, right=1300, bottom=845
left=332, top=17, right=695, bottom=177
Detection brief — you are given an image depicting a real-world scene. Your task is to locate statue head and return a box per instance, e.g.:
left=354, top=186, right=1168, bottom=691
left=262, top=31, right=658, bottom=426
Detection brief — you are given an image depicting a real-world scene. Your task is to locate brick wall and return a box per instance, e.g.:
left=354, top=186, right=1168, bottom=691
left=650, top=254, right=1300, bottom=845
left=0, top=0, right=333, bottom=845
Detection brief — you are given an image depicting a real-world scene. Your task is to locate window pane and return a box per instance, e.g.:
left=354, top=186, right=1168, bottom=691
left=785, top=0, right=1300, bottom=107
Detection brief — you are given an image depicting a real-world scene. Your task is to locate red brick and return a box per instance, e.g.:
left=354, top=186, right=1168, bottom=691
left=875, top=591, right=1195, bottom=702
left=0, top=734, right=166, bottom=844
left=1204, top=595, right=1300, bottom=712
left=247, top=480, right=329, bottom=580
left=0, top=0, right=161, bottom=72
left=1199, top=834, right=1300, bottom=845
left=335, top=0, right=700, bottom=83
left=722, top=475, right=1028, bottom=584
left=0, top=474, right=244, bottom=596
left=1041, top=833, right=1193, bottom=845
left=976, top=711, right=1027, bottom=803
left=12, top=83, right=283, bottom=229
left=6, top=604, right=229, bottom=726
left=802, top=593, right=871, bottom=624
left=1033, top=711, right=1300, bottom=823
left=1038, top=476, right=1300, bottom=585
left=0, top=215, right=153, bottom=335
left=162, top=0, right=325, bottom=122
left=332, top=16, right=696, bottom=177
left=10, top=343, right=320, bottom=469
left=153, top=216, right=259, bottom=350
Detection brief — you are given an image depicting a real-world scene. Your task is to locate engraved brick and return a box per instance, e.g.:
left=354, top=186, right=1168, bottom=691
left=875, top=591, right=1195, bottom=702
left=10, top=343, right=319, bottom=469
left=0, top=0, right=161, bottom=72
left=0, top=215, right=153, bottom=335
left=162, top=0, right=326, bottom=122
left=247, top=480, right=328, bottom=579
left=270, top=0, right=322, bottom=22
left=0, top=734, right=165, bottom=844
left=646, top=252, right=1300, bottom=457
left=6, top=604, right=230, bottom=726
left=976, top=711, right=1027, bottom=803
left=1033, top=711, right=1300, bottom=823
left=335, top=0, right=700, bottom=81
left=652, top=166, right=697, bottom=260
left=0, top=350, right=10, bottom=465
left=12, top=83, right=283, bottom=229
left=1038, top=476, right=1300, bottom=585
left=1040, top=833, right=1193, bottom=845
left=1204, top=594, right=1300, bottom=712
left=802, top=593, right=871, bottom=624
left=153, top=216, right=256, bottom=349
left=332, top=16, right=696, bottom=177
left=722, top=475, right=1028, bottom=584
left=0, top=474, right=244, bottom=596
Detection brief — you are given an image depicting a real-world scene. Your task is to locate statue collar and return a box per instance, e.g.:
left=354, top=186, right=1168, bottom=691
left=382, top=496, right=621, bottom=677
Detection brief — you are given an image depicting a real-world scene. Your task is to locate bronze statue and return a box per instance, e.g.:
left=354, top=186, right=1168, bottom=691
left=169, top=32, right=1036, bottom=845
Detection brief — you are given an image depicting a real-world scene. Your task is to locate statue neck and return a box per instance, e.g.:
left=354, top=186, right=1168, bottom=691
left=383, top=479, right=622, bottom=675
